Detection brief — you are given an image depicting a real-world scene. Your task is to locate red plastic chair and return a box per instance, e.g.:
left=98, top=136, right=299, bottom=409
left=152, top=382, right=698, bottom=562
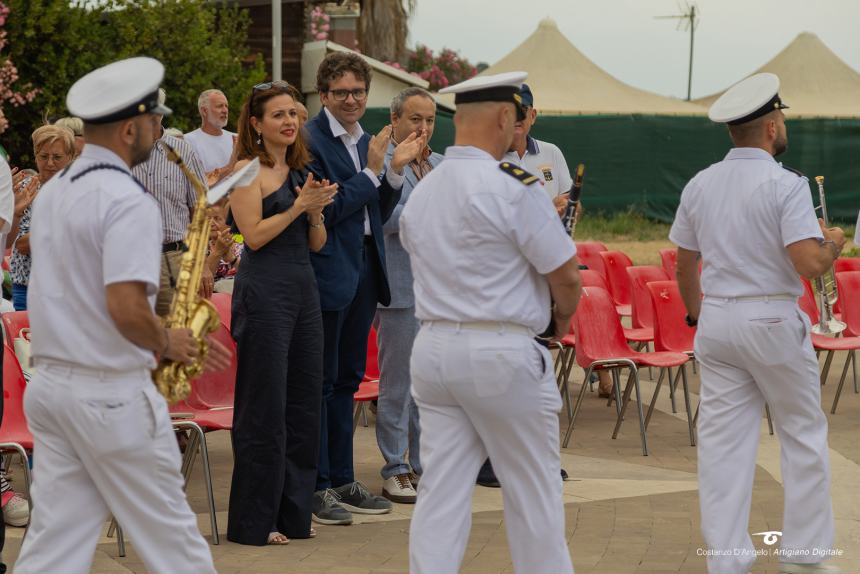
left=575, top=241, right=609, bottom=278
left=646, top=281, right=698, bottom=440
left=209, top=292, right=232, bottom=330
left=829, top=271, right=860, bottom=412
left=562, top=287, right=690, bottom=455
left=599, top=251, right=634, bottom=316
left=799, top=275, right=860, bottom=414
left=354, top=328, right=380, bottom=431
left=0, top=344, right=33, bottom=525
left=1, top=311, right=29, bottom=350
left=628, top=267, right=670, bottom=330
left=579, top=269, right=608, bottom=290
left=659, top=248, right=677, bottom=278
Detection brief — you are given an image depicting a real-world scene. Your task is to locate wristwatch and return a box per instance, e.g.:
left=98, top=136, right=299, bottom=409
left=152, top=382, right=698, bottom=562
left=685, top=314, right=698, bottom=327
left=309, top=213, right=325, bottom=229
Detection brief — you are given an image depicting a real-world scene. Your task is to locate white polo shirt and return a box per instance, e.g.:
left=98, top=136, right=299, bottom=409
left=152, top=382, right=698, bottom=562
left=400, top=146, right=576, bottom=333
left=28, top=144, right=162, bottom=371
left=669, top=147, right=822, bottom=298
left=503, top=136, right=573, bottom=202
left=184, top=128, right=235, bottom=173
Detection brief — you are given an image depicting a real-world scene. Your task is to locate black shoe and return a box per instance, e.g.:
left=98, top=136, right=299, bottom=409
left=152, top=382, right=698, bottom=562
left=311, top=489, right=353, bottom=525
left=476, top=459, right=501, bottom=488
left=561, top=468, right=569, bottom=481
left=331, top=481, right=392, bottom=515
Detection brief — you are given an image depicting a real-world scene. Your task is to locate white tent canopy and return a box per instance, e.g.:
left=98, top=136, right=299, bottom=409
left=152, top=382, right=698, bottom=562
left=695, top=32, right=860, bottom=119
left=473, top=18, right=705, bottom=116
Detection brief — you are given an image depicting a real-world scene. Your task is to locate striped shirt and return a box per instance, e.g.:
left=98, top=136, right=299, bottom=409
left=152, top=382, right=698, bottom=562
left=132, top=135, right=207, bottom=242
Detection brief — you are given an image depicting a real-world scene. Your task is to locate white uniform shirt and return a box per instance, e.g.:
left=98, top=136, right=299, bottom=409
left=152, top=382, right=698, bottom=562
left=669, top=147, right=822, bottom=298
left=323, top=107, right=404, bottom=235
left=400, top=146, right=577, bottom=333
left=28, top=144, right=162, bottom=370
left=184, top=128, right=235, bottom=173
left=503, top=136, right=573, bottom=202
left=0, top=157, right=14, bottom=250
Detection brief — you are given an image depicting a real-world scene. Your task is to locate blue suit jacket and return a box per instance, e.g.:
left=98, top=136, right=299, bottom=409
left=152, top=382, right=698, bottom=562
left=306, top=110, right=402, bottom=311
left=380, top=143, right=443, bottom=309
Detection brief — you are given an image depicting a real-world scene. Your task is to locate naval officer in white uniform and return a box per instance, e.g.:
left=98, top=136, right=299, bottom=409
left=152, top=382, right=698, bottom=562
left=400, top=71, right=582, bottom=574
left=14, top=57, right=231, bottom=574
left=671, top=73, right=843, bottom=574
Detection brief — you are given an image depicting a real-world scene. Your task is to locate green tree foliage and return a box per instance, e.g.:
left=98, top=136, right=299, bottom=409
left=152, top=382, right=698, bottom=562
left=4, top=0, right=265, bottom=163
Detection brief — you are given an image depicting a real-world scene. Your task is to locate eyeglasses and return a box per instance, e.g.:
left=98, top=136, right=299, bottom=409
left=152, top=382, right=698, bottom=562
left=36, top=153, right=69, bottom=164
left=327, top=88, right=367, bottom=102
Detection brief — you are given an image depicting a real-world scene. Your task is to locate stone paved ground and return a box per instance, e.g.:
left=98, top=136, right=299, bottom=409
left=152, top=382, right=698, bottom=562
left=3, top=351, right=859, bottom=573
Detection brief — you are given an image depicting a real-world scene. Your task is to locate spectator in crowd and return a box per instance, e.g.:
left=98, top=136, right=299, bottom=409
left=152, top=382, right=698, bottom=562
left=9, top=125, right=75, bottom=310
left=304, top=51, right=425, bottom=525
left=227, top=80, right=337, bottom=546
left=185, top=89, right=235, bottom=177
left=376, top=87, right=442, bottom=504
left=0, top=154, right=13, bottom=573
left=206, top=206, right=242, bottom=293
left=53, top=117, right=84, bottom=157
left=132, top=89, right=214, bottom=315
left=296, top=101, right=309, bottom=125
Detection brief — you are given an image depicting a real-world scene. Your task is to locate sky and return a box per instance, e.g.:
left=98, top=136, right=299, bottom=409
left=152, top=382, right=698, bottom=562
left=408, top=0, right=860, bottom=100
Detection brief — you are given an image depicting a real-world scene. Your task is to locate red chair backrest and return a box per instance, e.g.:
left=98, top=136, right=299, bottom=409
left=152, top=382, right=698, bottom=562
left=188, top=322, right=237, bottom=409
left=798, top=276, right=819, bottom=325
left=572, top=286, right=637, bottom=368
left=659, top=248, right=677, bottom=278
left=579, top=269, right=609, bottom=290
left=1, top=311, right=29, bottom=350
left=575, top=241, right=609, bottom=278
left=598, top=251, right=634, bottom=308
left=365, top=327, right=380, bottom=381
left=835, top=258, right=860, bottom=273
left=647, top=281, right=695, bottom=353
left=627, top=266, right=670, bottom=329
left=209, top=292, right=232, bottom=330
left=0, top=344, right=29, bottom=439
left=836, top=271, right=860, bottom=336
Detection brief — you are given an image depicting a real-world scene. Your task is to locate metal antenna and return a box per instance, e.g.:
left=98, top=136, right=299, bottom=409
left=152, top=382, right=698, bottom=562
left=656, top=1, right=700, bottom=101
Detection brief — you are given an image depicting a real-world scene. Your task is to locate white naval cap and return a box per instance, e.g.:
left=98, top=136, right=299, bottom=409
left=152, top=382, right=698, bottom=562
left=708, top=72, right=789, bottom=125
left=66, top=57, right=172, bottom=125
left=440, top=71, right=528, bottom=120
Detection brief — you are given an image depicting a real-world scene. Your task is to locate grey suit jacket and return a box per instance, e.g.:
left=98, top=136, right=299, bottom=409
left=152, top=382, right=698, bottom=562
left=379, top=142, right=444, bottom=309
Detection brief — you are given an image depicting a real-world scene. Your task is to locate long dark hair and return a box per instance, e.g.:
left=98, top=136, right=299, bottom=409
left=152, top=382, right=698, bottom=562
left=235, top=82, right=310, bottom=169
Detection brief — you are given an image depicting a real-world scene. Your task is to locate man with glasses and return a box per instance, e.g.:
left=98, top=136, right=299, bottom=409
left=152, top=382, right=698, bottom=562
left=304, top=51, right=426, bottom=525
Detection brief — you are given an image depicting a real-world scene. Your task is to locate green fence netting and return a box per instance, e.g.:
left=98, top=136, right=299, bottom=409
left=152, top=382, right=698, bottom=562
left=361, top=108, right=860, bottom=224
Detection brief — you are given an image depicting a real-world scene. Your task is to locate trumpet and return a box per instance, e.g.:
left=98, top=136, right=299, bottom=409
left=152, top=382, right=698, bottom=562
left=811, top=175, right=845, bottom=335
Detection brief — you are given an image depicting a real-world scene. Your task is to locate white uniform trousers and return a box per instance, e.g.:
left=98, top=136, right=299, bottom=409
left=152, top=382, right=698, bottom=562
left=408, top=322, right=574, bottom=574
left=695, top=298, right=835, bottom=574
left=14, top=362, right=216, bottom=574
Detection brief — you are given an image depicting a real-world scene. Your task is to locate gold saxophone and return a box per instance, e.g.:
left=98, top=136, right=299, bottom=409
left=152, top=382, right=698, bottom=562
left=152, top=141, right=221, bottom=404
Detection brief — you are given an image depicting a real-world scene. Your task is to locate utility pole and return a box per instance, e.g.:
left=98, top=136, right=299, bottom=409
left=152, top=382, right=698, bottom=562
left=656, top=2, right=699, bottom=101
left=272, top=0, right=282, bottom=81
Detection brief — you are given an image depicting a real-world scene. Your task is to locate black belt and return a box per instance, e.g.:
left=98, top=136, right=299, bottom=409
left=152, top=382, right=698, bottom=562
left=162, top=241, right=186, bottom=253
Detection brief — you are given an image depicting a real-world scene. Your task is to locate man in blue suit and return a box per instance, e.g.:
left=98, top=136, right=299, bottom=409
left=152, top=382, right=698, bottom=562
left=305, top=52, right=426, bottom=525
left=376, top=87, right=443, bottom=504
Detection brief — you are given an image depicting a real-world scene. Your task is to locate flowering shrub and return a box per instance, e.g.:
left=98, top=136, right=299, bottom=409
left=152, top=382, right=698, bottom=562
left=404, top=44, right=477, bottom=91
left=0, top=1, right=37, bottom=134
left=309, top=5, right=330, bottom=41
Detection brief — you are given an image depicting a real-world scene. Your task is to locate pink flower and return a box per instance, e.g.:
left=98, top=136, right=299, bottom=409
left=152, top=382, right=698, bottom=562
left=315, top=32, right=327, bottom=40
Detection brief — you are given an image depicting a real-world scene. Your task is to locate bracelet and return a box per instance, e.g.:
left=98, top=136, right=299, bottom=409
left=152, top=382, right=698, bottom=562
left=309, top=213, right=325, bottom=229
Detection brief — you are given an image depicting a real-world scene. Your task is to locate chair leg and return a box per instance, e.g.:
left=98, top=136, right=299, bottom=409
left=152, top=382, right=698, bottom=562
left=360, top=403, right=369, bottom=427
left=115, top=522, right=126, bottom=557
left=820, top=350, right=835, bottom=386
left=667, top=366, right=677, bottom=413
left=562, top=366, right=594, bottom=448
left=611, top=369, right=636, bottom=439
left=644, top=367, right=668, bottom=429
left=352, top=401, right=363, bottom=434
left=851, top=349, right=858, bottom=394
left=679, top=364, right=696, bottom=446
left=831, top=349, right=854, bottom=414
left=611, top=369, right=623, bottom=418
left=173, top=422, right=219, bottom=545
left=611, top=368, right=648, bottom=456
left=765, top=404, right=774, bottom=436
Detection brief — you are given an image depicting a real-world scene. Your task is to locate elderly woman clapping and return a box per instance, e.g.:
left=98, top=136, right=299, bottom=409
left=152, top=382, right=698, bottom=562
left=8, top=125, right=75, bottom=310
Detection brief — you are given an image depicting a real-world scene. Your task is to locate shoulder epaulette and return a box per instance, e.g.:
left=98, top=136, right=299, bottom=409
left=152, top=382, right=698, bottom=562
left=780, top=164, right=804, bottom=178
left=70, top=163, right=148, bottom=194
left=499, top=162, right=540, bottom=185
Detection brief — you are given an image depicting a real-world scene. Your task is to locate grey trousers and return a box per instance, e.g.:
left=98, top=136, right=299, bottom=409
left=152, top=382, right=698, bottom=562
left=376, top=306, right=422, bottom=479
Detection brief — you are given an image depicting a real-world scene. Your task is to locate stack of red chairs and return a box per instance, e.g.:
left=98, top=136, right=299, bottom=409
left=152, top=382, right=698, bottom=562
left=562, top=287, right=689, bottom=456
